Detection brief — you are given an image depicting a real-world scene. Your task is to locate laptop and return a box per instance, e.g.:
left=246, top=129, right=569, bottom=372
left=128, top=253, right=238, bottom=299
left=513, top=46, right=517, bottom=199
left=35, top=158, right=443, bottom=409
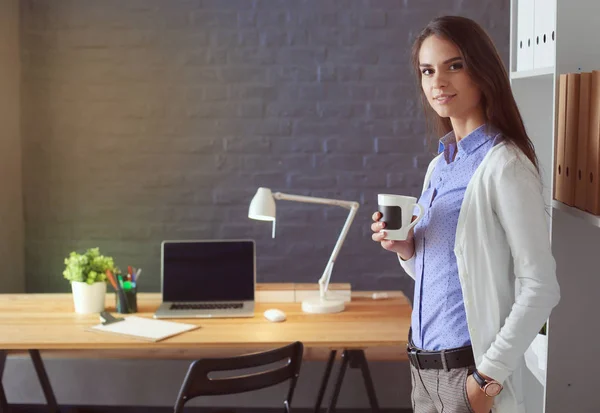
left=153, top=239, right=255, bottom=319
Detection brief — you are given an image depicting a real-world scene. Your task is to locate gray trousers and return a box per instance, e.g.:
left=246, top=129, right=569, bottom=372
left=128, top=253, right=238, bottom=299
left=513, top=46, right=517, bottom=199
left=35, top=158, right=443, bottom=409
left=410, top=364, right=476, bottom=413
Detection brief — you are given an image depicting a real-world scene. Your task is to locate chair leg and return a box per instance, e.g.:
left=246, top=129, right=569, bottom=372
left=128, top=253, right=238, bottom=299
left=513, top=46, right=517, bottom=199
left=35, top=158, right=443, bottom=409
left=0, top=351, right=9, bottom=413
left=29, top=350, right=60, bottom=413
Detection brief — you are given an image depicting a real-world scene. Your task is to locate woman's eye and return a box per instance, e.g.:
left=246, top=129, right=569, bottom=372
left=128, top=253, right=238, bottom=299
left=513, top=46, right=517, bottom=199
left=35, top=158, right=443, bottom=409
left=422, top=68, right=433, bottom=75
left=449, top=63, right=464, bottom=70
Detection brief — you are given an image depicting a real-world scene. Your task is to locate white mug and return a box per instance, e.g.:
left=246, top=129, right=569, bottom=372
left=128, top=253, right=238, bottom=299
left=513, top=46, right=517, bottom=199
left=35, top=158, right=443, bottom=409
left=377, top=194, right=424, bottom=241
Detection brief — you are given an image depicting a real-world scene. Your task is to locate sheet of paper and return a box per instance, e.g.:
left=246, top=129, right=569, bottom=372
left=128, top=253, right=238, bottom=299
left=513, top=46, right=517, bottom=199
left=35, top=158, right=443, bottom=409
left=89, top=316, right=199, bottom=342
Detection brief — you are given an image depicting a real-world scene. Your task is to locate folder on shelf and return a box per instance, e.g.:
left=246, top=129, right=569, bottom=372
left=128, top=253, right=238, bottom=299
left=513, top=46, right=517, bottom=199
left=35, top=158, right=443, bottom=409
left=554, top=74, right=568, bottom=203
left=575, top=72, right=592, bottom=210
left=517, top=0, right=534, bottom=72
left=587, top=71, right=600, bottom=215
left=533, top=0, right=556, bottom=70
left=563, top=73, right=581, bottom=206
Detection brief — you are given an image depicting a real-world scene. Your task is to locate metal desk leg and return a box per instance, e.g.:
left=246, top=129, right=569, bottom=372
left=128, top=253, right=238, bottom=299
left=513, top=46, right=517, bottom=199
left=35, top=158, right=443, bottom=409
left=351, top=349, right=379, bottom=412
left=0, top=351, right=9, bottom=413
left=28, top=350, right=60, bottom=413
left=313, top=350, right=337, bottom=413
left=321, top=349, right=380, bottom=413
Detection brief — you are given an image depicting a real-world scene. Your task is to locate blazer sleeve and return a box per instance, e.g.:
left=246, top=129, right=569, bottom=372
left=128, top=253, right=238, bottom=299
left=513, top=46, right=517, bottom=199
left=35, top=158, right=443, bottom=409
left=477, top=156, right=561, bottom=384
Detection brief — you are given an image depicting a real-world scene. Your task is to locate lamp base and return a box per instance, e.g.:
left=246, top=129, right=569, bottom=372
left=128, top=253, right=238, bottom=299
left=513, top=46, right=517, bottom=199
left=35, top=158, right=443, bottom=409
left=301, top=296, right=345, bottom=314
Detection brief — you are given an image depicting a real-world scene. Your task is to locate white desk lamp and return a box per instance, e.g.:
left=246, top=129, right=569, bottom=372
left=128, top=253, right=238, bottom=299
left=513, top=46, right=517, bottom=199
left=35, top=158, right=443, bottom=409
left=248, top=187, right=359, bottom=314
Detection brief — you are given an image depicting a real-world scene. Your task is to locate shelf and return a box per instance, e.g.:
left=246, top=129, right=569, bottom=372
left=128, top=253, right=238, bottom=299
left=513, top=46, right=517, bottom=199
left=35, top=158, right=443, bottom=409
left=552, top=200, right=600, bottom=227
left=510, top=67, right=554, bottom=80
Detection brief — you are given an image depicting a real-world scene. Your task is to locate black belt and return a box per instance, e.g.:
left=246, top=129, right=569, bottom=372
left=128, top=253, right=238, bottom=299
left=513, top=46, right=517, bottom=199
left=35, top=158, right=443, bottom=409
left=406, top=342, right=475, bottom=370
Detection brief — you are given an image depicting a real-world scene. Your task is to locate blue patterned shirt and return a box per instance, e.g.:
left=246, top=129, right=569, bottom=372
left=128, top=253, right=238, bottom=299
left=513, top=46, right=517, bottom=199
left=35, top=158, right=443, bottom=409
left=411, top=124, right=501, bottom=351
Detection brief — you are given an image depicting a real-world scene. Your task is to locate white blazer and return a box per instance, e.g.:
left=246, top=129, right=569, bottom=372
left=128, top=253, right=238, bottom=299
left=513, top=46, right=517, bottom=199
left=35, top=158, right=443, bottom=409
left=400, top=141, right=560, bottom=413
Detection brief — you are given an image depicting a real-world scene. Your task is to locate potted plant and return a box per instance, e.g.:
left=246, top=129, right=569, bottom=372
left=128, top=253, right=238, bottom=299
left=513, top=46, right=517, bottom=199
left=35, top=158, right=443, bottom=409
left=63, top=248, right=116, bottom=314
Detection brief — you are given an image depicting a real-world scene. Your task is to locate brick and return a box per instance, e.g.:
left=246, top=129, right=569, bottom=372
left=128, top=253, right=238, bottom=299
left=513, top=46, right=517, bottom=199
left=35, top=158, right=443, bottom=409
left=329, top=47, right=378, bottom=65
left=217, top=120, right=292, bottom=136
left=243, top=155, right=312, bottom=171
left=267, top=102, right=318, bottom=118
left=219, top=66, right=267, bottom=82
left=230, top=85, right=278, bottom=101
left=368, top=101, right=416, bottom=119
left=288, top=174, right=337, bottom=189
left=318, top=102, right=365, bottom=119
left=309, top=28, right=359, bottom=47
left=375, top=136, right=426, bottom=154
left=338, top=172, right=387, bottom=188
left=276, top=47, right=327, bottom=65
left=324, top=136, right=373, bottom=153
left=271, top=137, right=323, bottom=154
left=268, top=66, right=316, bottom=82
left=251, top=172, right=288, bottom=189
left=224, top=136, right=271, bottom=153
left=386, top=170, right=426, bottom=189
left=185, top=49, right=228, bottom=65
left=260, top=29, right=288, bottom=47
left=363, top=65, right=404, bottom=81
left=314, top=154, right=364, bottom=171
left=293, top=121, right=342, bottom=136
left=228, top=48, right=277, bottom=65
left=256, top=11, right=289, bottom=27
left=363, top=154, right=414, bottom=170
left=190, top=11, right=238, bottom=27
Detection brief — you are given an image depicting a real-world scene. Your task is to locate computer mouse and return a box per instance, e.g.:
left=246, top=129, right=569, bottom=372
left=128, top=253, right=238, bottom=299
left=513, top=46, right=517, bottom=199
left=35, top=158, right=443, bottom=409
left=263, top=308, right=286, bottom=322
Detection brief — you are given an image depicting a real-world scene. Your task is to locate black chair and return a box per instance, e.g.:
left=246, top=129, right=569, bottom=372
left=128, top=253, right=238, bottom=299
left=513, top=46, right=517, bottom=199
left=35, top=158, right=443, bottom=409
left=173, top=341, right=304, bottom=413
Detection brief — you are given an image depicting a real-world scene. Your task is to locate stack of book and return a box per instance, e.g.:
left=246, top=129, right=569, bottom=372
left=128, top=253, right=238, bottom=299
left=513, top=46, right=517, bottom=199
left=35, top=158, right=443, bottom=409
left=554, top=71, right=600, bottom=215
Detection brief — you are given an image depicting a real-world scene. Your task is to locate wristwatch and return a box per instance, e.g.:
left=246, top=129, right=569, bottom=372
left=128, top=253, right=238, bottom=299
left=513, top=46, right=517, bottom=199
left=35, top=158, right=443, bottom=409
left=472, top=370, right=503, bottom=397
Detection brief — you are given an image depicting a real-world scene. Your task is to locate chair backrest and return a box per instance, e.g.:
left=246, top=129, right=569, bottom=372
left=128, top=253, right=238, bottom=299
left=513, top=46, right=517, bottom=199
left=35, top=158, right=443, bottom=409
left=174, top=341, right=303, bottom=412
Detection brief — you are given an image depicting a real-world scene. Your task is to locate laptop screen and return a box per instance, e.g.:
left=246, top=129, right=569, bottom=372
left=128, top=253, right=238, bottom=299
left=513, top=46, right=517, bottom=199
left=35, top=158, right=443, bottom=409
left=161, top=240, right=255, bottom=302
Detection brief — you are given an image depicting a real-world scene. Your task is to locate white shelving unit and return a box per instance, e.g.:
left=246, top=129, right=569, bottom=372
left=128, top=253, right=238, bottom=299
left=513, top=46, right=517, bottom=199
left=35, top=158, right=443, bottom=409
left=510, top=1, right=600, bottom=413
left=510, top=67, right=554, bottom=80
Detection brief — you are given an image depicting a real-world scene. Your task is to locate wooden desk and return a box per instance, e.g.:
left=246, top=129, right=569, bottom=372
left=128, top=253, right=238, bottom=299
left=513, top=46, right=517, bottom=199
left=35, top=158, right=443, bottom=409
left=0, top=292, right=412, bottom=413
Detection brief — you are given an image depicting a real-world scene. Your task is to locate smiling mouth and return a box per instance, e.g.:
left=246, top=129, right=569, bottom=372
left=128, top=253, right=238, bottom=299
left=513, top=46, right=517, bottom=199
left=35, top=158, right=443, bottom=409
left=434, top=94, right=456, bottom=104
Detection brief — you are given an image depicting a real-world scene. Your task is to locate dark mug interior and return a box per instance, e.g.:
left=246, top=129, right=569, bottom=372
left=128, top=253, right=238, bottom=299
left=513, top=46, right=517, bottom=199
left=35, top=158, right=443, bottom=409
left=378, top=205, right=403, bottom=230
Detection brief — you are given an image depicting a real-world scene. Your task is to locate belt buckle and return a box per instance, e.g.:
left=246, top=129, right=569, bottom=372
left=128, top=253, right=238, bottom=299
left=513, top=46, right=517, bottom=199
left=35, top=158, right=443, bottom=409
left=407, top=346, right=422, bottom=370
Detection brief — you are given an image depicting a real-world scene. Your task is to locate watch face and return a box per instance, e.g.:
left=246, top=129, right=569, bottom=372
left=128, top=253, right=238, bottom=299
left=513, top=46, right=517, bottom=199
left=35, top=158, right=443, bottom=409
left=485, top=382, right=503, bottom=397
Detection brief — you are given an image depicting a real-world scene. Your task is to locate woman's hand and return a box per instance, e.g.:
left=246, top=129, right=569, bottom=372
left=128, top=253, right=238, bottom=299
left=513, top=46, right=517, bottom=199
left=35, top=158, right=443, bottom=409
left=466, top=373, right=495, bottom=413
left=371, top=211, right=416, bottom=260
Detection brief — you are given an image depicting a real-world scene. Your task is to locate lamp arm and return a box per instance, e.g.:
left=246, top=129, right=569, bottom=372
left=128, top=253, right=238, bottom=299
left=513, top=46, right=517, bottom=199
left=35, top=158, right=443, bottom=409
left=273, top=192, right=357, bottom=210
left=319, top=202, right=359, bottom=298
left=273, top=192, right=359, bottom=299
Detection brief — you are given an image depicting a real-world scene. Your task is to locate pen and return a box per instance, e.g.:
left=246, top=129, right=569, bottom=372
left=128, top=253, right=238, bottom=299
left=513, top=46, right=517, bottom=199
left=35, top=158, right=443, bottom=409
left=134, top=268, right=142, bottom=283
left=105, top=270, right=118, bottom=291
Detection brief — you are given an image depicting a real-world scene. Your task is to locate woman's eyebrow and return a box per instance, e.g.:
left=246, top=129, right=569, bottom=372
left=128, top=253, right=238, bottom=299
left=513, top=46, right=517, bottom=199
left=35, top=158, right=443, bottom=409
left=419, top=56, right=462, bottom=68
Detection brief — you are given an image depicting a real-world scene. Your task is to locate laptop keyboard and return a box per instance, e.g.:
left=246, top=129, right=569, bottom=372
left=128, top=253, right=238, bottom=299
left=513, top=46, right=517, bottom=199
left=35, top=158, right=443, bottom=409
left=170, top=303, right=243, bottom=310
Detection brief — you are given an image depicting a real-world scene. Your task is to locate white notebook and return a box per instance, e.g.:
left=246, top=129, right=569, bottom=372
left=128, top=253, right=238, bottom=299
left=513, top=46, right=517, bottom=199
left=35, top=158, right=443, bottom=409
left=88, top=316, right=199, bottom=342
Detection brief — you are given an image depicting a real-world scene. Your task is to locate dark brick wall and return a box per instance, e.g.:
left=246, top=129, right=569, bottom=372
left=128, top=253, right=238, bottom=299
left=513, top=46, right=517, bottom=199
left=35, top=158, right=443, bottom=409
left=20, top=0, right=509, bottom=294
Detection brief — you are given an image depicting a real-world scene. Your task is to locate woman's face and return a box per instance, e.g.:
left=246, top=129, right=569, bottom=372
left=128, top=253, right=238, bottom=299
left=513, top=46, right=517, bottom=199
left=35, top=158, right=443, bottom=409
left=418, top=35, right=482, bottom=121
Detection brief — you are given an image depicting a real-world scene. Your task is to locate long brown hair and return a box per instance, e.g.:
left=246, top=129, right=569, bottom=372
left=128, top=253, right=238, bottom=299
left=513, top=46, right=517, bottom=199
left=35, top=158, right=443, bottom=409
left=411, top=15, right=539, bottom=171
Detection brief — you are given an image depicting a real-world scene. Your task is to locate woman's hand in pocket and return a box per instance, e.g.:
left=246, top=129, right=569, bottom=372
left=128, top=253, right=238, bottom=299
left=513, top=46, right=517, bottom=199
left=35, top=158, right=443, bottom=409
left=466, top=373, right=495, bottom=413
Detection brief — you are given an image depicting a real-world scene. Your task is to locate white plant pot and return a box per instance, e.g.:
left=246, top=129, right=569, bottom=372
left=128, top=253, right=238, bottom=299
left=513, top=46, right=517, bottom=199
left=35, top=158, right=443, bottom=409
left=71, top=281, right=106, bottom=314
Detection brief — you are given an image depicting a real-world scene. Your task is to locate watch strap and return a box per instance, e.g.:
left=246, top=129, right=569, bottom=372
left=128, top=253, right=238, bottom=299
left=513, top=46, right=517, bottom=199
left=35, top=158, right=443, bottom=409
left=472, top=370, right=487, bottom=388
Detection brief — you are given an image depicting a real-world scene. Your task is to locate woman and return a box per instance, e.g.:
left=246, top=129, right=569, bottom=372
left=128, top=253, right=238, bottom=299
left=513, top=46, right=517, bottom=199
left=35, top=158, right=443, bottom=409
left=371, top=16, right=560, bottom=413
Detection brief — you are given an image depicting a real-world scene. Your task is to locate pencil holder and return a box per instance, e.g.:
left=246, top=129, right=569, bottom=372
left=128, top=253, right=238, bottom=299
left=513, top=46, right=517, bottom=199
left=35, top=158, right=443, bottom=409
left=116, top=287, right=137, bottom=314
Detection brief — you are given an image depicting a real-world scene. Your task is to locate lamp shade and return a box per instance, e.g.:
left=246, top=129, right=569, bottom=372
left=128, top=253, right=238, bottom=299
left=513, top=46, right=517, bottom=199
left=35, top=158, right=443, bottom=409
left=248, top=187, right=276, bottom=221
